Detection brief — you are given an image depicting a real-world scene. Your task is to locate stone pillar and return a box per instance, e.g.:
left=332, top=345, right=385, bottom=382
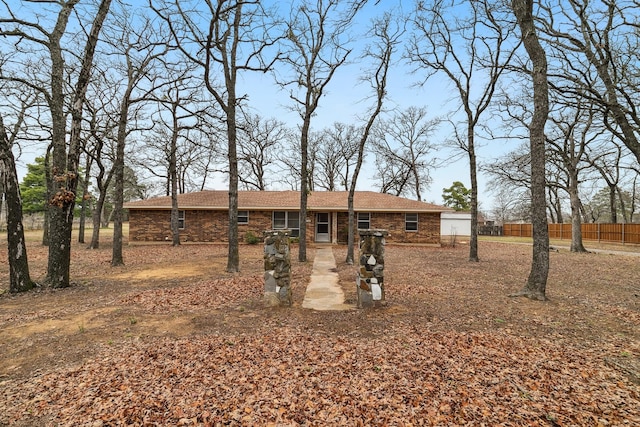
left=263, top=230, right=292, bottom=307
left=356, top=229, right=388, bottom=308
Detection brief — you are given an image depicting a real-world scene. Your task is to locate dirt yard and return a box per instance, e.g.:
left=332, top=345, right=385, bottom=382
left=0, top=232, right=638, bottom=426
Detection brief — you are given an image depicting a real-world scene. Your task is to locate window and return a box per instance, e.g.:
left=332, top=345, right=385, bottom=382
left=405, top=213, right=418, bottom=231
left=273, top=211, right=287, bottom=229
left=178, top=210, right=185, bottom=229
left=273, top=211, right=300, bottom=237
left=238, top=210, right=249, bottom=224
left=287, top=213, right=300, bottom=237
left=357, top=212, right=370, bottom=230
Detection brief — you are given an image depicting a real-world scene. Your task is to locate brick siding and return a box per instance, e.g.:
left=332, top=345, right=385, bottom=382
left=129, top=209, right=441, bottom=245
left=130, top=209, right=278, bottom=243
left=336, top=212, right=441, bottom=244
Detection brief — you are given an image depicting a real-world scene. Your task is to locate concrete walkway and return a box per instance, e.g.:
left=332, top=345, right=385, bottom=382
left=302, top=246, right=354, bottom=311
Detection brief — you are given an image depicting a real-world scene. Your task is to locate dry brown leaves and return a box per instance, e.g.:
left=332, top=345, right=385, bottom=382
left=1, top=329, right=637, bottom=426
left=120, top=276, right=264, bottom=313
left=0, top=240, right=638, bottom=426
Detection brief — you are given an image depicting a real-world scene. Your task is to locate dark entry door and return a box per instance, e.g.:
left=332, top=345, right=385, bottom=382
left=315, top=212, right=330, bottom=242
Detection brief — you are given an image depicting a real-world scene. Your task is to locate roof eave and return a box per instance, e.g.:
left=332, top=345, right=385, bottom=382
left=125, top=205, right=447, bottom=213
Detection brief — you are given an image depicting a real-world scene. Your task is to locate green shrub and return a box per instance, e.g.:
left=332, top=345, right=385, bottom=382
left=245, top=231, right=260, bottom=245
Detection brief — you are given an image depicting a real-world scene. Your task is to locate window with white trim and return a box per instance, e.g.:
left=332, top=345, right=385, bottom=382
left=273, top=211, right=300, bottom=237
left=405, top=213, right=418, bottom=231
left=357, top=212, right=370, bottom=230
left=178, top=210, right=185, bottom=229
left=238, top=210, right=249, bottom=224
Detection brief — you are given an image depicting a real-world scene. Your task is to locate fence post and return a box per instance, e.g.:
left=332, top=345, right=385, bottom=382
left=598, top=223, right=601, bottom=242
left=622, top=222, right=625, bottom=245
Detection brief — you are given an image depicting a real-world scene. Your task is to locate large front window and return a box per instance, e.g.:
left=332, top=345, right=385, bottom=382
left=273, top=211, right=300, bottom=237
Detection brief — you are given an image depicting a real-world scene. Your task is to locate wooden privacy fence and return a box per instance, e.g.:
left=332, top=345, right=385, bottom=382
left=503, top=223, right=640, bottom=245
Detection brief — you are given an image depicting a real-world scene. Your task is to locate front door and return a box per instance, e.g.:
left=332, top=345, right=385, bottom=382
left=315, top=212, right=330, bottom=243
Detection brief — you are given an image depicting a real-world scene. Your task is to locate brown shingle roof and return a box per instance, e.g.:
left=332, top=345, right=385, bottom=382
left=124, top=190, right=450, bottom=213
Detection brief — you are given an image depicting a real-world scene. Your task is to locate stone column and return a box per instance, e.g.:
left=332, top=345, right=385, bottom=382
left=263, top=230, right=292, bottom=307
left=357, top=229, right=388, bottom=308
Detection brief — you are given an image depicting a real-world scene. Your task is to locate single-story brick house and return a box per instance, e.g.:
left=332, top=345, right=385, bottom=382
left=124, top=190, right=452, bottom=245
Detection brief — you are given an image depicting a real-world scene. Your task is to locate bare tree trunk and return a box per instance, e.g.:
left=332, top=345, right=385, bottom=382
left=89, top=169, right=113, bottom=249
left=89, top=171, right=113, bottom=249
left=511, top=0, right=549, bottom=301
left=568, top=171, right=586, bottom=252
left=170, top=115, right=180, bottom=246
left=225, top=96, right=240, bottom=271
left=78, top=154, right=92, bottom=244
left=468, top=127, right=479, bottom=262
left=44, top=1, right=76, bottom=287
left=111, top=102, right=127, bottom=266
left=412, top=158, right=422, bottom=202
left=616, top=186, right=628, bottom=223
left=554, top=190, right=564, bottom=224
left=90, top=206, right=101, bottom=249
left=608, top=184, right=617, bottom=223
left=631, top=176, right=638, bottom=222
left=0, top=190, right=5, bottom=230
left=42, top=146, right=52, bottom=247
left=298, top=115, right=310, bottom=262
left=0, top=115, right=35, bottom=293
left=49, top=0, right=112, bottom=286
left=546, top=194, right=556, bottom=224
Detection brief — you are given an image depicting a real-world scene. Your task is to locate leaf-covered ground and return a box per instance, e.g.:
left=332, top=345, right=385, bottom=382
left=0, top=236, right=638, bottom=426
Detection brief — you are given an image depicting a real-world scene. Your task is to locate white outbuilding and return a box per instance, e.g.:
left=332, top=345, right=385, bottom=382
left=440, top=211, right=472, bottom=241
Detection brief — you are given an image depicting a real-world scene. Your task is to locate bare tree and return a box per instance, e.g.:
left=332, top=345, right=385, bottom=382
left=77, top=149, right=92, bottom=244
left=408, top=0, right=519, bottom=262
left=585, top=142, right=630, bottom=223
left=139, top=122, right=221, bottom=195
left=1, top=0, right=112, bottom=287
left=511, top=0, right=550, bottom=301
left=149, top=72, right=211, bottom=246
left=184, top=125, right=222, bottom=192
left=82, top=74, right=119, bottom=250
left=278, top=0, right=364, bottom=262
left=312, top=123, right=360, bottom=192
left=237, top=113, right=288, bottom=190
left=372, top=106, right=439, bottom=201
left=345, top=11, right=400, bottom=264
left=274, top=130, right=319, bottom=191
left=491, top=82, right=604, bottom=246
left=538, top=0, right=640, bottom=166
left=490, top=185, right=530, bottom=224
left=483, top=143, right=532, bottom=191
left=99, top=10, right=172, bottom=267
left=546, top=101, right=606, bottom=252
left=0, top=92, right=36, bottom=293
left=154, top=0, right=280, bottom=272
